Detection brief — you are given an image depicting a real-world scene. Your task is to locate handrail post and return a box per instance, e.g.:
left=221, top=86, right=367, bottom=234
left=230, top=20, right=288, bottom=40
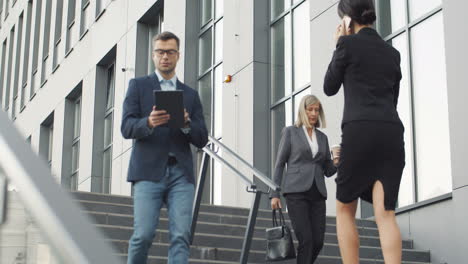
left=190, top=151, right=210, bottom=245
left=239, top=190, right=262, bottom=264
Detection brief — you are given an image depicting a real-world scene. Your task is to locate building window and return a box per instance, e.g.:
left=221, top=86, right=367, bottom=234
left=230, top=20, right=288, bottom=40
left=41, top=0, right=52, bottom=85
left=71, top=96, right=81, bottom=190
left=376, top=0, right=450, bottom=206
left=80, top=0, right=91, bottom=37
left=12, top=13, right=24, bottom=120
left=0, top=40, right=6, bottom=108
left=135, top=3, right=164, bottom=77
left=40, top=114, right=54, bottom=168
left=4, top=0, right=9, bottom=19
left=96, top=0, right=108, bottom=18
left=53, top=0, right=64, bottom=69
left=270, top=0, right=310, bottom=173
left=21, top=1, right=33, bottom=110
left=65, top=0, right=76, bottom=54
left=31, top=0, right=43, bottom=97
left=197, top=0, right=223, bottom=204
left=102, top=63, right=115, bottom=194
left=0, top=0, right=3, bottom=28
left=4, top=27, right=15, bottom=112
left=64, top=84, right=82, bottom=190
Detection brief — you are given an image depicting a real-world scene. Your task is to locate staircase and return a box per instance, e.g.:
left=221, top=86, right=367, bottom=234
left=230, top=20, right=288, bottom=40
left=73, top=191, right=431, bottom=264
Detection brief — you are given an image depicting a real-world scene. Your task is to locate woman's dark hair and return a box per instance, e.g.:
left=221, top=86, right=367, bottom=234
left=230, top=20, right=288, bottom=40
left=338, top=0, right=376, bottom=25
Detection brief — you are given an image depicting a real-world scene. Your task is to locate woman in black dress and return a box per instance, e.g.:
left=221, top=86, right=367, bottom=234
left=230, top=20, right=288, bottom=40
left=324, top=0, right=405, bottom=263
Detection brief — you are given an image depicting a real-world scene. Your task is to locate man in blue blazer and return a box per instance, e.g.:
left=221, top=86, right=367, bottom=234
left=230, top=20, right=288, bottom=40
left=121, top=31, right=208, bottom=264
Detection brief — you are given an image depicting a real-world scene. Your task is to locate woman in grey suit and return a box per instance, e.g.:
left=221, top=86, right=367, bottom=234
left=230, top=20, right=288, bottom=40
left=271, top=95, right=337, bottom=264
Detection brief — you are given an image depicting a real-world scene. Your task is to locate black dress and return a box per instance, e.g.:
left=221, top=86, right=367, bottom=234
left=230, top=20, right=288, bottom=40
left=324, top=28, right=405, bottom=210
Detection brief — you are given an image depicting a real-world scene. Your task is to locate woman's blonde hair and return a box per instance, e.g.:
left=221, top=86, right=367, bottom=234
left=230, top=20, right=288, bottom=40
left=295, top=95, right=326, bottom=128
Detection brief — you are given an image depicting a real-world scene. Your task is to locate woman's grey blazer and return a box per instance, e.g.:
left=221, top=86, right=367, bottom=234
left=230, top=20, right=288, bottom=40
left=271, top=126, right=337, bottom=199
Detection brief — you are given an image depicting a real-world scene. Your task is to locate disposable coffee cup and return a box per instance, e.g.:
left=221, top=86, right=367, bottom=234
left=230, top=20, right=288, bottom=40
left=331, top=144, right=341, bottom=159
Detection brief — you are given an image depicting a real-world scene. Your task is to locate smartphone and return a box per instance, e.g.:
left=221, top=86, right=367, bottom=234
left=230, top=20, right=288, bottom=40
left=343, top=15, right=352, bottom=29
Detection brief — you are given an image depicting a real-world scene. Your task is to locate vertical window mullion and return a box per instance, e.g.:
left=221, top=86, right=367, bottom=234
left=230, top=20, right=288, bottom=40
left=405, top=0, right=419, bottom=203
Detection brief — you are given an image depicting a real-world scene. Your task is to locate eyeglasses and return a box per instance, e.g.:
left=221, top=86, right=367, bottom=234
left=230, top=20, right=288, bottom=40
left=154, top=49, right=179, bottom=57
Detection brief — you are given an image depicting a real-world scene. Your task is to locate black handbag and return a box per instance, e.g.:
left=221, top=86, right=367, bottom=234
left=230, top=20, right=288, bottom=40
left=265, top=209, right=296, bottom=261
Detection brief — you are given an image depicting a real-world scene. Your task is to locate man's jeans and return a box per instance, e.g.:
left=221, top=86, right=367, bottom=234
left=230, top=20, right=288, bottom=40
left=127, top=163, right=195, bottom=264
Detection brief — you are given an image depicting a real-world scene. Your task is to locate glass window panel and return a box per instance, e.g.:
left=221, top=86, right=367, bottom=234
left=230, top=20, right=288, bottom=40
left=32, top=0, right=42, bottom=71
left=213, top=149, right=223, bottom=205
left=5, top=29, right=15, bottom=109
left=73, top=99, right=81, bottom=139
left=21, top=85, right=27, bottom=109
left=215, top=20, right=223, bottom=63
left=377, top=0, right=406, bottom=37
left=13, top=14, right=24, bottom=100
left=411, top=12, right=452, bottom=201
left=148, top=18, right=162, bottom=75
left=409, top=0, right=441, bottom=22
left=214, top=65, right=223, bottom=138
left=81, top=2, right=88, bottom=35
left=215, top=0, right=223, bottom=19
left=48, top=126, right=53, bottom=164
left=293, top=1, right=310, bottom=90
left=72, top=142, right=79, bottom=172
left=198, top=72, right=212, bottom=133
left=66, top=23, right=74, bottom=52
left=199, top=29, right=212, bottom=75
left=271, top=0, right=290, bottom=19
left=271, top=15, right=292, bottom=103
left=1, top=41, right=6, bottom=107
left=12, top=97, right=17, bottom=119
left=293, top=87, right=310, bottom=122
left=42, top=0, right=52, bottom=59
left=102, top=148, right=112, bottom=193
left=271, top=100, right=292, bottom=171
left=22, top=2, right=33, bottom=86
left=106, top=65, right=115, bottom=110
left=104, top=114, right=113, bottom=147
left=390, top=33, right=415, bottom=207
left=71, top=171, right=78, bottom=190
left=54, top=0, right=64, bottom=42
left=68, top=0, right=76, bottom=25
left=201, top=0, right=212, bottom=26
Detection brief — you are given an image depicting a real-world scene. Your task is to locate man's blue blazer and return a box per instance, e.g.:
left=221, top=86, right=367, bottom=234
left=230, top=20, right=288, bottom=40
left=121, top=72, right=208, bottom=184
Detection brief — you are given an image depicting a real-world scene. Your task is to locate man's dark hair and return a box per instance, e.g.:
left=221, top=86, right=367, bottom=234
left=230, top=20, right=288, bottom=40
left=152, top=31, right=180, bottom=50
left=338, top=0, right=376, bottom=25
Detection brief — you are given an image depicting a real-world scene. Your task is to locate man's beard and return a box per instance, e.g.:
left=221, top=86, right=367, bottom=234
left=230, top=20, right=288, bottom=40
left=159, top=66, right=175, bottom=75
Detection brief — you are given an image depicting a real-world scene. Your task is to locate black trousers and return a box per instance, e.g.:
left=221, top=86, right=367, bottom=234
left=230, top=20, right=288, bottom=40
left=285, top=182, right=326, bottom=264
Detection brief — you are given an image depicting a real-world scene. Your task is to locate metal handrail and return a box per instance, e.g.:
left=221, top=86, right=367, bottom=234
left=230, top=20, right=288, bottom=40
left=208, top=135, right=280, bottom=192
left=203, top=146, right=255, bottom=188
left=0, top=110, right=122, bottom=264
left=191, top=136, right=280, bottom=264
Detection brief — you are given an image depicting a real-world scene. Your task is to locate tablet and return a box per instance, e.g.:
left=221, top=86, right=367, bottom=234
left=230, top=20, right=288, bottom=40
left=153, top=90, right=184, bottom=129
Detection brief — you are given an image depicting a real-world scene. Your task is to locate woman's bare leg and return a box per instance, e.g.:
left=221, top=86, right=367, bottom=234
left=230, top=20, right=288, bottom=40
left=372, top=181, right=402, bottom=264
left=336, top=199, right=359, bottom=264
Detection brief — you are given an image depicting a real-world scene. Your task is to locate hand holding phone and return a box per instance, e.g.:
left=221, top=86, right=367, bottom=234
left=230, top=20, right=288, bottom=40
left=343, top=15, right=352, bottom=30
left=335, top=15, right=353, bottom=44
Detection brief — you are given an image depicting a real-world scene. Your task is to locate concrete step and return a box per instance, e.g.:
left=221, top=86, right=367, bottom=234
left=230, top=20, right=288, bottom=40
left=117, top=254, right=238, bottom=263
left=100, top=226, right=430, bottom=262
left=75, top=192, right=431, bottom=263
left=78, top=199, right=378, bottom=229
left=115, top=242, right=431, bottom=264
left=73, top=191, right=377, bottom=228
left=88, top=211, right=414, bottom=249
left=118, top=253, right=431, bottom=264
